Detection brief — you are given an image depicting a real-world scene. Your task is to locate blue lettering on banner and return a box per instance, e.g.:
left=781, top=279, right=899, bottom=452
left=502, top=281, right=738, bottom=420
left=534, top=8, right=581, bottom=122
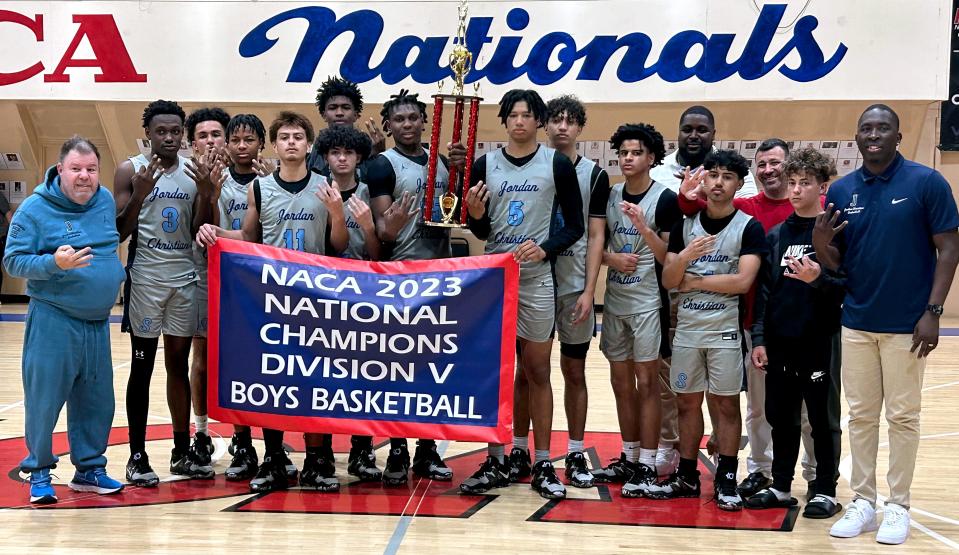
left=239, top=4, right=847, bottom=85
left=217, top=252, right=506, bottom=428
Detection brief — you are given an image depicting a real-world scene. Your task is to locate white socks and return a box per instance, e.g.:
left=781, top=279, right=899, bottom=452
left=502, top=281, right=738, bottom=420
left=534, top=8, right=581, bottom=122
left=194, top=414, right=208, bottom=436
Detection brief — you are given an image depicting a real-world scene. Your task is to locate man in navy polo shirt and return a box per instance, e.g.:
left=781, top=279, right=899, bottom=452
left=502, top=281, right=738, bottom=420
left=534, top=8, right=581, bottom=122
left=814, top=104, right=959, bottom=545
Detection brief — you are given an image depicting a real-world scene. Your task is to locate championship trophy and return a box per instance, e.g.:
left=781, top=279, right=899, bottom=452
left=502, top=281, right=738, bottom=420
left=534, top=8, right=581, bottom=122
left=423, top=0, right=482, bottom=227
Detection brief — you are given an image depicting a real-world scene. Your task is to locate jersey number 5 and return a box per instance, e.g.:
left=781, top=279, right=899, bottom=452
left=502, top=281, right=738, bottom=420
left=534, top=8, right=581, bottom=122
left=507, top=201, right=525, bottom=227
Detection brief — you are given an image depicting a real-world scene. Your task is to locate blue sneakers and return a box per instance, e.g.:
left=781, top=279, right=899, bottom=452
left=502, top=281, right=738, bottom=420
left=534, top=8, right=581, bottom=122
left=69, top=467, right=124, bottom=495
left=29, top=468, right=57, bottom=504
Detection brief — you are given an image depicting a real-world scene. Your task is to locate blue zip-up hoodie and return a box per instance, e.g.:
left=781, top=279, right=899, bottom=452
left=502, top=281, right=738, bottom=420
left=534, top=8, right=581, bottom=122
left=3, top=167, right=125, bottom=321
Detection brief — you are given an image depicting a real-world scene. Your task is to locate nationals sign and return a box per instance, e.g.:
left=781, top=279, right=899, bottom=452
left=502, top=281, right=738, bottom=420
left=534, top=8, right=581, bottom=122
left=207, top=238, right=518, bottom=443
left=0, top=1, right=950, bottom=103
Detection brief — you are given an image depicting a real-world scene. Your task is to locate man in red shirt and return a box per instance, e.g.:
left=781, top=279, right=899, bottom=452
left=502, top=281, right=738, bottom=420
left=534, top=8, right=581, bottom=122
left=677, top=138, right=790, bottom=497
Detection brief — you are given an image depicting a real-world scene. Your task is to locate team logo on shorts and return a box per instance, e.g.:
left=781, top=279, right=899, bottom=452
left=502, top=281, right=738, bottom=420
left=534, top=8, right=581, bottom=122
left=674, top=372, right=688, bottom=389
left=138, top=318, right=153, bottom=333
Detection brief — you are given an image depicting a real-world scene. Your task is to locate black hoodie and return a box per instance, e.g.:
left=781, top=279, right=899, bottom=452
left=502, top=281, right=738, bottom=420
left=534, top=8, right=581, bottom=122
left=751, top=213, right=845, bottom=350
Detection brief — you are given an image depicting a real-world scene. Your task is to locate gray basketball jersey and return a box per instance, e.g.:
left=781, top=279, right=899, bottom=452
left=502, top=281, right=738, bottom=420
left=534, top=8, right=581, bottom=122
left=485, top=146, right=557, bottom=278
left=382, top=148, right=452, bottom=261
left=129, top=154, right=198, bottom=287
left=673, top=210, right=753, bottom=348
left=604, top=181, right=668, bottom=317
left=342, top=182, right=372, bottom=260
left=554, top=157, right=599, bottom=296
left=258, top=172, right=329, bottom=254
left=219, top=170, right=251, bottom=231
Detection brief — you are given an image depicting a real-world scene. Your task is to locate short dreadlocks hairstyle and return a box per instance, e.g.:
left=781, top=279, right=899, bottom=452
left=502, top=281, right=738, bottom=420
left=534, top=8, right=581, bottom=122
left=379, top=88, right=428, bottom=134
left=185, top=107, right=230, bottom=143
left=497, top=89, right=547, bottom=128
left=609, top=123, right=667, bottom=167
left=782, top=145, right=833, bottom=184
left=315, top=125, right=373, bottom=162
left=703, top=149, right=750, bottom=179
left=226, top=114, right=267, bottom=147
left=315, top=76, right=363, bottom=116
left=142, top=99, right=185, bottom=129
left=546, top=95, right=587, bottom=127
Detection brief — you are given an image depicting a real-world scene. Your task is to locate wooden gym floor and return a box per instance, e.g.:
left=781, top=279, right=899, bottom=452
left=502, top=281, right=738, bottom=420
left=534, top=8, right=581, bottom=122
left=0, top=305, right=957, bottom=554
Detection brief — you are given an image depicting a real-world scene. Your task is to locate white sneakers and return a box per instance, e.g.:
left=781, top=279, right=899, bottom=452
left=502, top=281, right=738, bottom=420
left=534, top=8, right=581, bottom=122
left=829, top=498, right=910, bottom=545
left=876, top=503, right=911, bottom=545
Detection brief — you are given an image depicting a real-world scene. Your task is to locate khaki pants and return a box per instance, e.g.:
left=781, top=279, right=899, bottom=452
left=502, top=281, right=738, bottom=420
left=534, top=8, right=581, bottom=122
left=842, top=327, right=925, bottom=508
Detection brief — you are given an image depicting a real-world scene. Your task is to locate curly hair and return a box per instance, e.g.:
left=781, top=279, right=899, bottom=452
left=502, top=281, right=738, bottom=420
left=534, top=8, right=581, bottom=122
left=782, top=145, right=833, bottom=183
left=497, top=89, right=547, bottom=127
left=268, top=111, right=315, bottom=144
left=546, top=95, right=587, bottom=127
left=609, top=123, right=667, bottom=167
left=315, top=76, right=363, bottom=115
left=314, top=125, right=373, bottom=162
left=704, top=149, right=750, bottom=179
left=379, top=89, right=428, bottom=134
left=185, top=107, right=230, bottom=143
left=141, top=99, right=185, bottom=129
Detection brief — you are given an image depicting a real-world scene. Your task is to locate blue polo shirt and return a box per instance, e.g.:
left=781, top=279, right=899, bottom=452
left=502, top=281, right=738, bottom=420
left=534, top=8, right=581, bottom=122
left=826, top=154, right=959, bottom=333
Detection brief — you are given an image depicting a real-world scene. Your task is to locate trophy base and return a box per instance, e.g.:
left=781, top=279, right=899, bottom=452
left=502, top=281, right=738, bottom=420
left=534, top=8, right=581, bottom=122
left=423, top=220, right=468, bottom=228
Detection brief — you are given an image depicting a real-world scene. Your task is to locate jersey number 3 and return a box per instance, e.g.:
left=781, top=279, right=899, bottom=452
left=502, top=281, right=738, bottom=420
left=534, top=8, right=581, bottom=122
left=161, top=207, right=179, bottom=233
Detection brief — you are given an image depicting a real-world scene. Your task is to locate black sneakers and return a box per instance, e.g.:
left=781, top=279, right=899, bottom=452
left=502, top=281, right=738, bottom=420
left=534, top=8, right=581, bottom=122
left=383, top=446, right=411, bottom=486
left=507, top=448, right=532, bottom=483
left=621, top=463, right=657, bottom=498
left=250, top=454, right=290, bottom=493
left=225, top=444, right=259, bottom=481
left=187, top=433, right=215, bottom=478
left=459, top=456, right=509, bottom=494
left=644, top=471, right=702, bottom=500
left=300, top=451, right=339, bottom=492
left=170, top=448, right=214, bottom=479
left=715, top=478, right=744, bottom=511
left=564, top=452, right=595, bottom=488
left=737, top=471, right=772, bottom=498
left=126, top=451, right=159, bottom=487
left=347, top=449, right=383, bottom=482
left=412, top=441, right=453, bottom=481
left=591, top=452, right=634, bottom=484
left=531, top=460, right=566, bottom=500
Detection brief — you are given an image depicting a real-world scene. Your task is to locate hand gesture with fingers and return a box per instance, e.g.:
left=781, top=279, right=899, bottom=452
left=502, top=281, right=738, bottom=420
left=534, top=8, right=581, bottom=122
left=132, top=155, right=162, bottom=199
left=210, top=159, right=227, bottom=199
left=784, top=255, right=821, bottom=284
left=365, top=118, right=386, bottom=155
left=185, top=146, right=216, bottom=196
left=813, top=204, right=847, bottom=246
left=383, top=191, right=419, bottom=236
left=465, top=181, right=489, bottom=220
left=513, top=239, right=546, bottom=263
left=196, top=223, right=222, bottom=248
left=317, top=180, right=344, bottom=218
left=606, top=252, right=640, bottom=274
left=620, top=201, right=648, bottom=233
left=680, top=234, right=716, bottom=263
left=54, top=245, right=92, bottom=270
left=252, top=157, right=275, bottom=177
left=447, top=141, right=468, bottom=170
left=347, top=195, right=374, bottom=232
left=679, top=166, right=706, bottom=201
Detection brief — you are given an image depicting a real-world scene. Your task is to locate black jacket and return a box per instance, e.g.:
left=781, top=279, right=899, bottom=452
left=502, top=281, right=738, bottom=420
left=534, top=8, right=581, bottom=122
left=751, top=213, right=845, bottom=348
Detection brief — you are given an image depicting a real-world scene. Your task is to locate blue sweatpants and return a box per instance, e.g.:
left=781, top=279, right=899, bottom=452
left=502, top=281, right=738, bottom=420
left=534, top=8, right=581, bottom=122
left=20, top=300, right=115, bottom=472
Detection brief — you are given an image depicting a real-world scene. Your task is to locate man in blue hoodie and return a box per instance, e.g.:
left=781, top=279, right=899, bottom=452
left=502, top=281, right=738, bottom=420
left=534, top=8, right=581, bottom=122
left=4, top=136, right=126, bottom=504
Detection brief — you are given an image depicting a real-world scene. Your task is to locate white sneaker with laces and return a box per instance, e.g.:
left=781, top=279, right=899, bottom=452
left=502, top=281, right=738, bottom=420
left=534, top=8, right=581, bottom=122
left=830, top=498, right=879, bottom=538
left=876, top=503, right=910, bottom=545
left=655, top=447, right=679, bottom=476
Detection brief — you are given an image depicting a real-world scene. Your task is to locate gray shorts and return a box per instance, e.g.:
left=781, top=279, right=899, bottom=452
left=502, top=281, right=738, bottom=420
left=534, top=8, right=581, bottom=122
left=517, top=273, right=555, bottom=343
left=194, top=278, right=208, bottom=338
left=670, top=345, right=744, bottom=396
left=128, top=281, right=198, bottom=338
left=600, top=310, right=661, bottom=362
left=555, top=292, right=594, bottom=345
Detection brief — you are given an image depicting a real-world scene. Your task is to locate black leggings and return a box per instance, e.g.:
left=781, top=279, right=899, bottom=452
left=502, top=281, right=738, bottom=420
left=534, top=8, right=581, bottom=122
left=764, top=336, right=839, bottom=497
